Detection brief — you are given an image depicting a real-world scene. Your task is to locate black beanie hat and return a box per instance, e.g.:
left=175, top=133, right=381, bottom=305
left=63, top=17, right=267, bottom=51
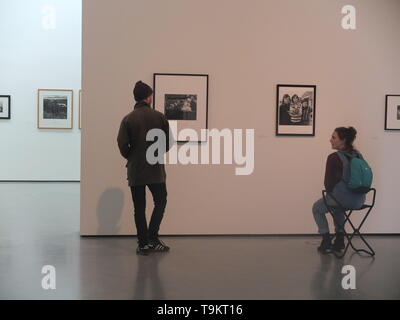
left=133, top=81, right=153, bottom=102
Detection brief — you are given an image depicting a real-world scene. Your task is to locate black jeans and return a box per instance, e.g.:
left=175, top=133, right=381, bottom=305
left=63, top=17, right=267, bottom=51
left=130, top=183, right=167, bottom=247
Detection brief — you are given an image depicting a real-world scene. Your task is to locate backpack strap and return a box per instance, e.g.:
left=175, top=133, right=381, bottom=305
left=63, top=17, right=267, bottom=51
left=336, top=151, right=351, bottom=183
left=337, top=151, right=350, bottom=162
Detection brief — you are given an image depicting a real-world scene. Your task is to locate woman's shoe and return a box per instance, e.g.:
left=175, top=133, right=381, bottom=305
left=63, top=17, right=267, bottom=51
left=318, top=233, right=332, bottom=254
left=332, top=232, right=345, bottom=252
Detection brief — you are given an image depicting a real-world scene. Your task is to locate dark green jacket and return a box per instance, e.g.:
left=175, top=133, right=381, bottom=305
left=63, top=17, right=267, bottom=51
left=117, top=101, right=170, bottom=186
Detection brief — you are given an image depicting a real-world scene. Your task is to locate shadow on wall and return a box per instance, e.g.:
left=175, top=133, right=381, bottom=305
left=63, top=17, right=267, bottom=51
left=96, top=188, right=124, bottom=235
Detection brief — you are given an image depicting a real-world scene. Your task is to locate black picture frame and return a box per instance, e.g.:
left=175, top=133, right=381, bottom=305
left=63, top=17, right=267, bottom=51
left=0, top=95, right=11, bottom=119
left=276, top=84, right=316, bottom=136
left=385, top=94, right=400, bottom=131
left=153, top=73, right=209, bottom=143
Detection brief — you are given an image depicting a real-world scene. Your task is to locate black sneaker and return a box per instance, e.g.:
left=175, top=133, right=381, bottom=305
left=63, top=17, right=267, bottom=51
left=317, top=233, right=332, bottom=254
left=149, top=239, right=170, bottom=252
left=332, top=232, right=345, bottom=252
left=136, top=245, right=151, bottom=256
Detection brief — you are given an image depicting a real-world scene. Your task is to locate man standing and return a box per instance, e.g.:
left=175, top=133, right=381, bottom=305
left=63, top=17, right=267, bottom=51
left=117, top=81, right=171, bottom=255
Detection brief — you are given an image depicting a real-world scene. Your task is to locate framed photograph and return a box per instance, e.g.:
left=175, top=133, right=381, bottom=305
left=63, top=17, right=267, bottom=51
left=385, top=94, right=400, bottom=130
left=79, top=89, right=82, bottom=129
left=276, top=84, right=316, bottom=136
left=0, top=95, right=11, bottom=119
left=37, top=89, right=73, bottom=129
left=153, top=73, right=209, bottom=143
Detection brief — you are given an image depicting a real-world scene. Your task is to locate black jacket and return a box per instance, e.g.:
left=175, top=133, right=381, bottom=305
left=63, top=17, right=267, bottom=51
left=117, top=101, right=170, bottom=186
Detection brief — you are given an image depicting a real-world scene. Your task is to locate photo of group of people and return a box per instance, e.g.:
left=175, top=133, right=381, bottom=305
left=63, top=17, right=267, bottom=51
left=164, top=94, right=197, bottom=121
left=279, top=93, right=313, bottom=126
left=276, top=85, right=316, bottom=136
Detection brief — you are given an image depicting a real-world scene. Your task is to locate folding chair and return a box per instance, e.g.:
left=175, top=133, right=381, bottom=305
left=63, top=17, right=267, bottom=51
left=322, top=188, right=376, bottom=259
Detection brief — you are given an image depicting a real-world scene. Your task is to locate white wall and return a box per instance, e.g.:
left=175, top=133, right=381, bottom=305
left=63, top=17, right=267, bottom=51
left=0, top=0, right=81, bottom=181
left=81, top=0, right=400, bottom=235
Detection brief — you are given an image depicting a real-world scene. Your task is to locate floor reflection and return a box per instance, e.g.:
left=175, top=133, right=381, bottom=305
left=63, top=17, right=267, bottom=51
left=310, top=250, right=375, bottom=299
left=133, top=253, right=166, bottom=299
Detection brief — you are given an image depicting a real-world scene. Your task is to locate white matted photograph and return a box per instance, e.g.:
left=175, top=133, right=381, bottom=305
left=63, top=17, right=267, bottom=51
left=37, top=89, right=73, bottom=129
left=153, top=73, right=208, bottom=143
left=385, top=94, right=400, bottom=130
left=0, top=95, right=11, bottom=119
left=276, top=84, right=316, bottom=136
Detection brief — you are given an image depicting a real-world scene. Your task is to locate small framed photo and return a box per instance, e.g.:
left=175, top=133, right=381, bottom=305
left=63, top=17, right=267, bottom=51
left=385, top=94, right=400, bottom=130
left=276, top=84, right=316, bottom=136
left=0, top=95, right=11, bottom=119
left=37, top=89, right=73, bottom=129
left=153, top=73, right=209, bottom=143
left=79, top=89, right=82, bottom=129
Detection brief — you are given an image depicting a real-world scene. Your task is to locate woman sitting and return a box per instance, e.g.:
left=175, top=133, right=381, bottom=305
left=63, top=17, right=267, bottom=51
left=312, top=127, right=366, bottom=254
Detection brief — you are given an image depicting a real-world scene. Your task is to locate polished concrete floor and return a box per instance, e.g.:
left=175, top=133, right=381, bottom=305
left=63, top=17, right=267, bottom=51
left=1, top=182, right=400, bottom=300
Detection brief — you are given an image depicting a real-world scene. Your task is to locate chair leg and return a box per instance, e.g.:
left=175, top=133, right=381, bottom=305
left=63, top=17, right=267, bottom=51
left=351, top=232, right=375, bottom=256
left=335, top=218, right=375, bottom=258
left=346, top=207, right=376, bottom=257
left=322, top=191, right=375, bottom=258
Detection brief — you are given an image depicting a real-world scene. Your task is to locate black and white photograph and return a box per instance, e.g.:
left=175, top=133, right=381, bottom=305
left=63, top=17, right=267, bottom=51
left=384, top=94, right=400, bottom=130
left=276, top=84, right=316, bottom=136
left=165, top=94, right=197, bottom=120
left=0, top=95, right=11, bottom=119
left=43, top=96, right=68, bottom=119
left=37, top=89, right=73, bottom=129
left=153, top=73, right=208, bottom=142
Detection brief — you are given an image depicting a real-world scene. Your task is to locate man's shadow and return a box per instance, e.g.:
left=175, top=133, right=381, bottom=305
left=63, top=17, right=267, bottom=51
left=96, top=188, right=124, bottom=235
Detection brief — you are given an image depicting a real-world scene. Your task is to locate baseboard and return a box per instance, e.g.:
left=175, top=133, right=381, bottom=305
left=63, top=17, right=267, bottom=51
left=80, top=233, right=400, bottom=238
left=0, top=180, right=80, bottom=183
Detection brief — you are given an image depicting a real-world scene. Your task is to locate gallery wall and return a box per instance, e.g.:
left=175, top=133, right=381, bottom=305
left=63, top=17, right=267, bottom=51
left=81, top=0, right=400, bottom=235
left=0, top=0, right=81, bottom=181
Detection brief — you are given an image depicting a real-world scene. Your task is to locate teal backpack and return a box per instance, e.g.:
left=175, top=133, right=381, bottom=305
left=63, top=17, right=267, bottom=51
left=338, top=151, right=373, bottom=193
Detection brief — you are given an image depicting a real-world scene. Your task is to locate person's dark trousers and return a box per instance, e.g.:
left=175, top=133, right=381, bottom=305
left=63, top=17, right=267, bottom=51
left=130, top=183, right=167, bottom=247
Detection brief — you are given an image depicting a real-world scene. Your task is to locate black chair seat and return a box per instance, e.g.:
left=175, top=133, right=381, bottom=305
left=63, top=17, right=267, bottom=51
left=356, top=204, right=373, bottom=210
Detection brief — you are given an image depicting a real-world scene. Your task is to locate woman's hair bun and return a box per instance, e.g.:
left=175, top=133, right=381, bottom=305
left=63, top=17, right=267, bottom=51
left=347, top=126, right=357, bottom=139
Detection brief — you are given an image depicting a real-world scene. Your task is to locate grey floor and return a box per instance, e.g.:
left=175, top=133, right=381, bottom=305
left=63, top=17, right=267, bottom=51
left=1, top=182, right=399, bottom=300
